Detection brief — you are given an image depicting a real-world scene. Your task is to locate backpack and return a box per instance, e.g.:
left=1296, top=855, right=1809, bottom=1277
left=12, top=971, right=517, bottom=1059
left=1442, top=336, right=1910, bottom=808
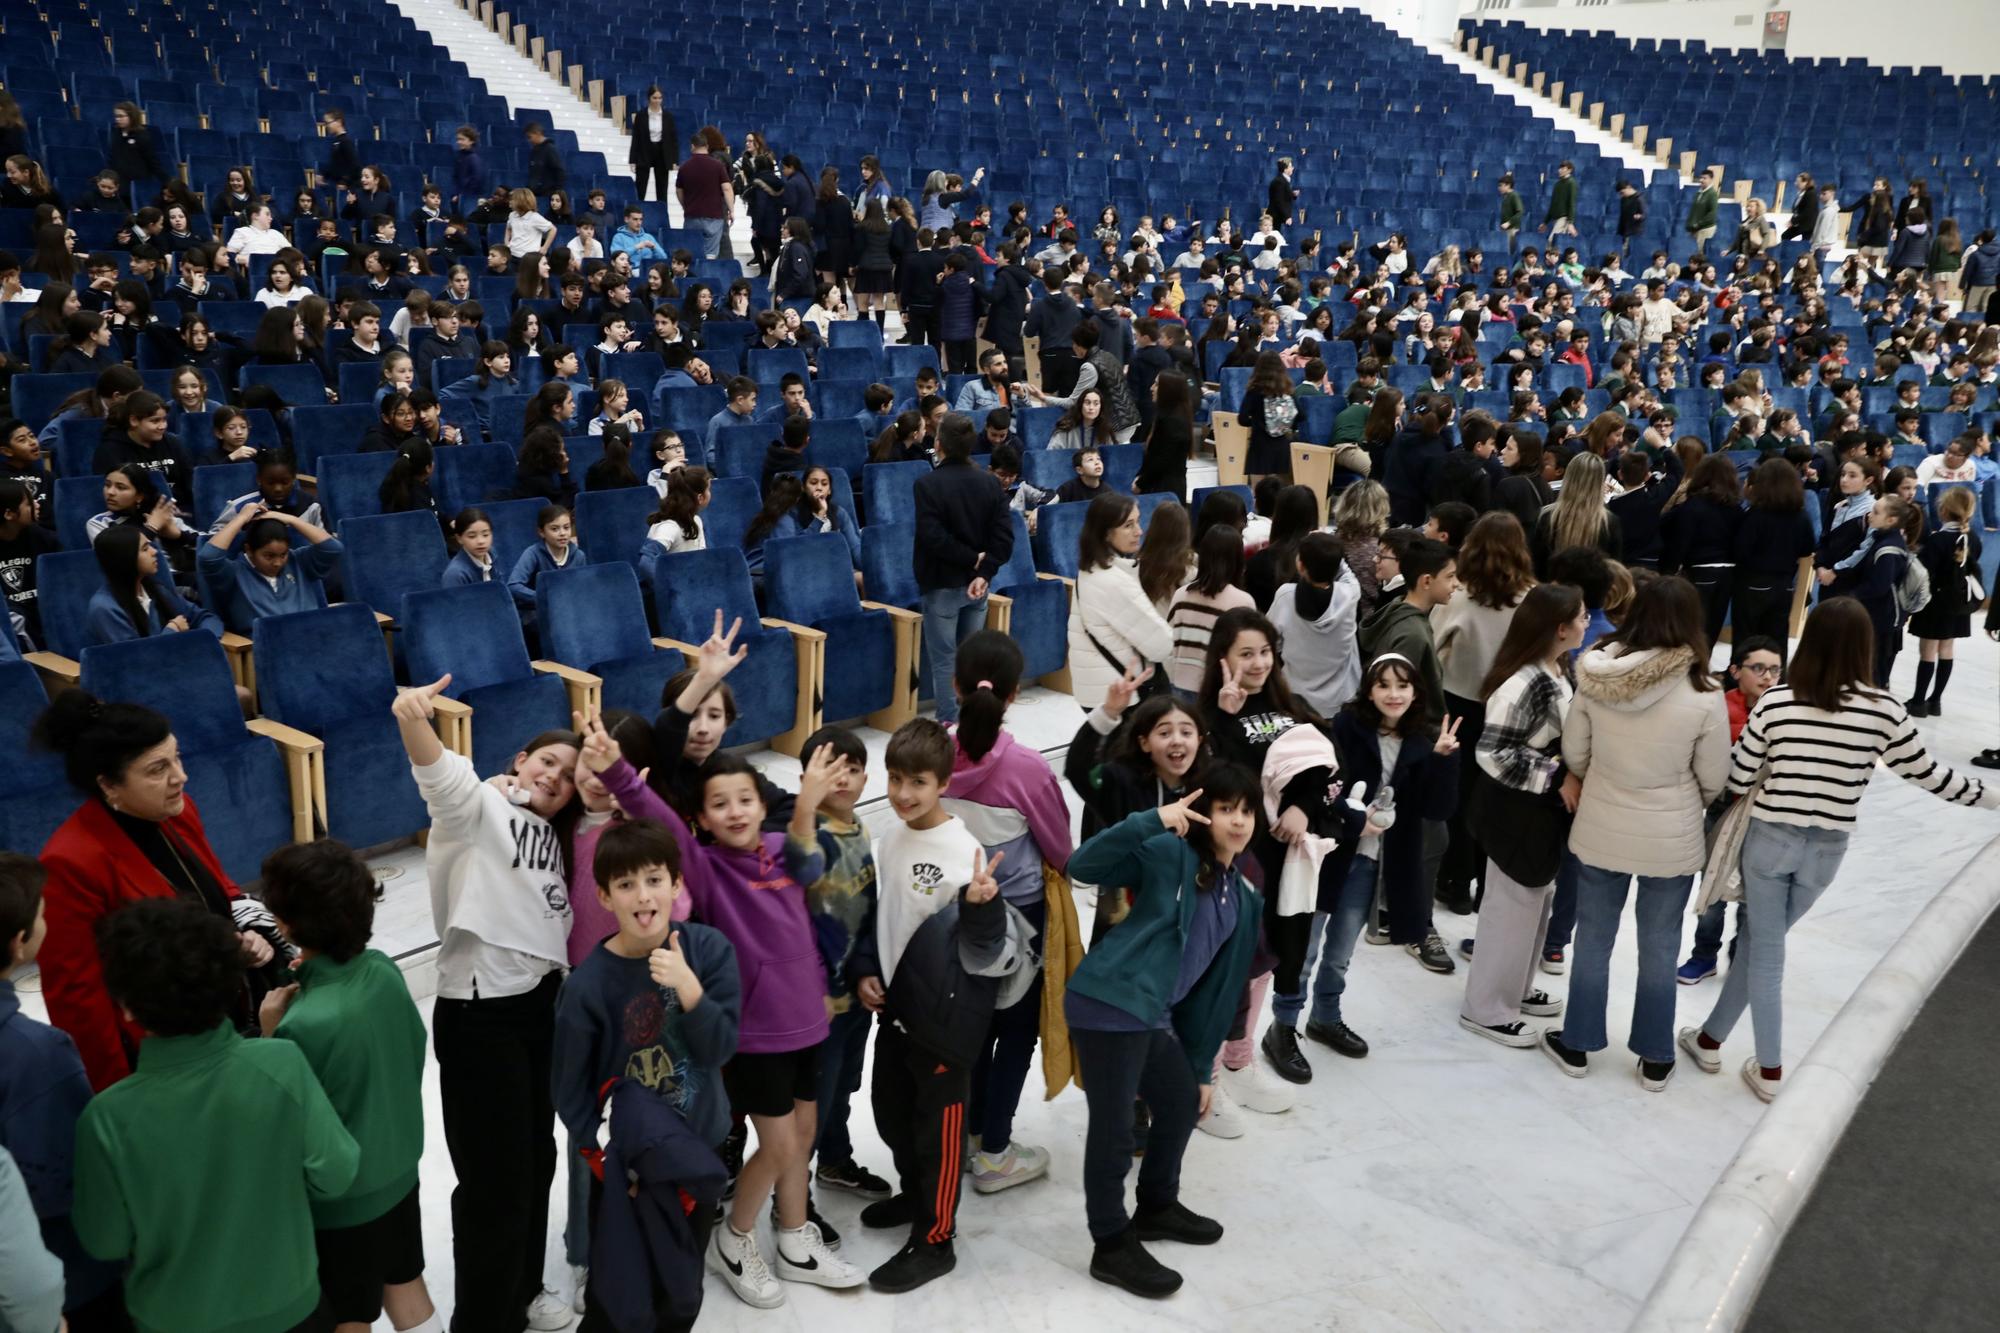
left=1878, top=544, right=1931, bottom=617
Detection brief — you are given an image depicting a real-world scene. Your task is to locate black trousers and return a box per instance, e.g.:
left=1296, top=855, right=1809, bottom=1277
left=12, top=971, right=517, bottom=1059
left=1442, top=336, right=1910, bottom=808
left=943, top=338, right=979, bottom=374
left=433, top=973, right=559, bottom=1333
left=1731, top=577, right=1794, bottom=662
left=871, top=1019, right=970, bottom=1247
left=632, top=144, right=674, bottom=202
left=578, top=1174, right=714, bottom=1332
left=1070, top=1027, right=1198, bottom=1241
left=1688, top=567, right=1734, bottom=652
left=903, top=304, right=938, bottom=347
left=1039, top=349, right=1079, bottom=398
left=1438, top=692, right=1488, bottom=898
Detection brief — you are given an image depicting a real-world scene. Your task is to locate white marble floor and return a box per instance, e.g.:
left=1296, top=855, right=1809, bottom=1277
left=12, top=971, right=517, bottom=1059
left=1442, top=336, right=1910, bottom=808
left=343, top=631, right=2000, bottom=1333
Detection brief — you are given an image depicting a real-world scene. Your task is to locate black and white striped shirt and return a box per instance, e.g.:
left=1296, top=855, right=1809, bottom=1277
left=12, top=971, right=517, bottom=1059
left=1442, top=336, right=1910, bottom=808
left=1730, top=686, right=1993, bottom=829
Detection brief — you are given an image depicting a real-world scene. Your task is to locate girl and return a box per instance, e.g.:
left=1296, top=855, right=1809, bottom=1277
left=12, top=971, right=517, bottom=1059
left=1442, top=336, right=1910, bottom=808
left=587, top=378, right=644, bottom=436
left=374, top=348, right=416, bottom=407
left=584, top=424, right=640, bottom=492
left=1066, top=667, right=1208, bottom=855
left=503, top=188, right=555, bottom=259
left=645, top=465, right=709, bottom=554
left=1063, top=773, right=1263, bottom=1299
left=1048, top=388, right=1116, bottom=452
left=1275, top=654, right=1459, bottom=1061
left=944, top=632, right=1078, bottom=1194
left=1906, top=487, right=1982, bottom=715
left=85, top=523, right=218, bottom=644
left=513, top=426, right=577, bottom=508
left=868, top=410, right=926, bottom=464
left=1530, top=452, right=1621, bottom=577
left=253, top=257, right=308, bottom=308
left=86, top=464, right=195, bottom=587
left=1686, top=598, right=1997, bottom=1100
left=1732, top=458, right=1817, bottom=654
left=1069, top=492, right=1174, bottom=709
left=742, top=473, right=803, bottom=581
left=1815, top=456, right=1880, bottom=574
left=1136, top=500, right=1192, bottom=618
left=522, top=381, right=575, bottom=436
left=208, top=448, right=320, bottom=533
left=508, top=502, right=587, bottom=627
left=772, top=464, right=861, bottom=565
left=1331, top=479, right=1390, bottom=618
left=1239, top=351, right=1299, bottom=486
left=1829, top=494, right=1920, bottom=687
left=443, top=507, right=497, bottom=586
left=1458, top=583, right=1586, bottom=1048
left=359, top=393, right=419, bottom=455
left=378, top=438, right=439, bottom=527
left=389, top=676, right=582, bottom=1332
left=1245, top=484, right=1319, bottom=613
left=168, top=366, right=212, bottom=416
left=1544, top=578, right=1730, bottom=1087
left=1167, top=524, right=1255, bottom=698
left=1662, top=455, right=1743, bottom=648
left=506, top=305, right=552, bottom=363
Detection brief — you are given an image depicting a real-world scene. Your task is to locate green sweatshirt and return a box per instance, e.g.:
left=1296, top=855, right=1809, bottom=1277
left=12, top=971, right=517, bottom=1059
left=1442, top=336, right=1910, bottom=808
left=1500, top=189, right=1524, bottom=230
left=1332, top=401, right=1371, bottom=443
left=1545, top=175, right=1577, bottom=225
left=1687, top=187, right=1720, bottom=233
left=1357, top=595, right=1444, bottom=711
left=73, top=1023, right=359, bottom=1333
left=274, top=949, right=428, bottom=1228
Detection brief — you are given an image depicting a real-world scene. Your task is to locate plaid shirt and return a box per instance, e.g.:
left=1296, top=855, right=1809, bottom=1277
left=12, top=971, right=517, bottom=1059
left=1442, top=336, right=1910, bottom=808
left=1475, top=665, right=1571, bottom=795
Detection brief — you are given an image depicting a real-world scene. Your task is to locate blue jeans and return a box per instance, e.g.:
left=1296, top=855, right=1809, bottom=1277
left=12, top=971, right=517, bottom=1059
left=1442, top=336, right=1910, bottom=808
left=1701, top=821, right=1850, bottom=1068
left=1272, top=855, right=1377, bottom=1028
left=563, top=1131, right=591, bottom=1267
left=968, top=896, right=1043, bottom=1153
left=812, top=1003, right=872, bottom=1164
left=1689, top=899, right=1739, bottom=962
left=920, top=585, right=987, bottom=723
left=688, top=216, right=725, bottom=258
left=1563, top=861, right=1693, bottom=1063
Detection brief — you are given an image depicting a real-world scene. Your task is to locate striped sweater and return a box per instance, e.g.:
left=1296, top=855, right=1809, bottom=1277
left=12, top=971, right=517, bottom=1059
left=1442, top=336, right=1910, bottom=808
left=1729, top=686, right=1995, bottom=829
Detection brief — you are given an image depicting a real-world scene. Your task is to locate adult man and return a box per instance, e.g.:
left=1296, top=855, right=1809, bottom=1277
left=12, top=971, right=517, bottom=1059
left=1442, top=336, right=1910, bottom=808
left=675, top=128, right=733, bottom=259
left=1686, top=169, right=1721, bottom=256
left=912, top=414, right=1014, bottom=723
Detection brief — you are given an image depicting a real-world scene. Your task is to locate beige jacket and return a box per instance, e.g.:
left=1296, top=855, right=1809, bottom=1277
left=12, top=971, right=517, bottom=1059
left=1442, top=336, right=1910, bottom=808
left=1562, top=644, right=1730, bottom=876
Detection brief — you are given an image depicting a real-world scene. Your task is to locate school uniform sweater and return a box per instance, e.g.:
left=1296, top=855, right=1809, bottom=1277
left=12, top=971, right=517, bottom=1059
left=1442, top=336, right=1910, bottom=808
left=442, top=550, right=496, bottom=585
left=508, top=539, right=588, bottom=610
left=1729, top=685, right=1994, bottom=829
left=196, top=539, right=342, bottom=634
left=73, top=1022, right=360, bottom=1333
left=272, top=949, right=426, bottom=1228
left=552, top=925, right=741, bottom=1150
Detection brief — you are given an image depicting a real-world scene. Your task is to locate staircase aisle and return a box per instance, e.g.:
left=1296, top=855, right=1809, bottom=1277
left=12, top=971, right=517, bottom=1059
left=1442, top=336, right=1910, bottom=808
left=1425, top=37, right=1671, bottom=185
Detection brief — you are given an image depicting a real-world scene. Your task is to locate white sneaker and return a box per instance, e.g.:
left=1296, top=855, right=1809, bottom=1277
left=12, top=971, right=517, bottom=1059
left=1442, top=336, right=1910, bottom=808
left=1678, top=1026, right=1721, bottom=1074
left=569, top=1264, right=587, bottom=1314
left=772, top=1221, right=866, bottom=1289
left=1221, top=1060, right=1294, bottom=1115
left=971, top=1141, right=1050, bottom=1193
left=525, top=1287, right=573, bottom=1330
left=708, top=1223, right=785, bottom=1309
left=1197, top=1079, right=1246, bottom=1139
left=1741, top=1058, right=1780, bottom=1103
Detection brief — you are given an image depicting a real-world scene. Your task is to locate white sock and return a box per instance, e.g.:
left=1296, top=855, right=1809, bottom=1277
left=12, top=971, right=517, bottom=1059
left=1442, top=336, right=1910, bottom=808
left=776, top=1223, right=815, bottom=1261
left=395, top=1315, right=444, bottom=1333
left=722, top=1221, right=754, bottom=1252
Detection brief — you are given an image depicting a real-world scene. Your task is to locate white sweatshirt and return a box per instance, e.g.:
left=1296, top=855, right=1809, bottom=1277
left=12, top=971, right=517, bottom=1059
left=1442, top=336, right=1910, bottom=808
left=413, top=750, right=571, bottom=1000
left=873, top=816, right=982, bottom=985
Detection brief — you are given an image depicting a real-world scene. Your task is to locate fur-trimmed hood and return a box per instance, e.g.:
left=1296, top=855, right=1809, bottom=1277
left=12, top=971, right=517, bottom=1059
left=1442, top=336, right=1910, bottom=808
left=1574, top=644, right=1699, bottom=710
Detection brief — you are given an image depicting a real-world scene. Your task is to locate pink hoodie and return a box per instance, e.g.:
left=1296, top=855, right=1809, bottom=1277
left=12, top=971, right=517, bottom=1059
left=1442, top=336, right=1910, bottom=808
left=945, top=729, right=1074, bottom=905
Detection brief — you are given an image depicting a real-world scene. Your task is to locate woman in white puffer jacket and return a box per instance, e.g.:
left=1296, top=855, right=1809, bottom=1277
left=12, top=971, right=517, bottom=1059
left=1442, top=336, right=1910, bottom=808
left=1067, top=491, right=1173, bottom=709
left=1540, top=576, right=1730, bottom=1090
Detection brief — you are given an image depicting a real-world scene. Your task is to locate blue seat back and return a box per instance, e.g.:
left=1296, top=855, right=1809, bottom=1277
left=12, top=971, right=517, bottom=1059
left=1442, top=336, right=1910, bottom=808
left=745, top=348, right=810, bottom=385
left=254, top=604, right=399, bottom=729
left=1030, top=499, right=1091, bottom=579
left=240, top=363, right=327, bottom=404
left=338, top=511, right=450, bottom=620
left=572, top=485, right=656, bottom=570
left=35, top=549, right=104, bottom=660
left=650, top=546, right=762, bottom=644
left=53, top=477, right=100, bottom=551
left=434, top=444, right=520, bottom=515
left=712, top=422, right=776, bottom=480
left=1022, top=449, right=1076, bottom=490
left=293, top=404, right=379, bottom=477
left=860, top=521, right=920, bottom=608
left=539, top=562, right=655, bottom=667
left=990, top=512, right=1040, bottom=593
left=701, top=475, right=761, bottom=553
left=192, top=462, right=256, bottom=532
left=480, top=497, right=550, bottom=572
left=765, top=533, right=866, bottom=625
left=317, top=451, right=397, bottom=526
left=401, top=582, right=534, bottom=696
left=0, top=662, right=75, bottom=853
left=862, top=460, right=930, bottom=527
left=804, top=418, right=867, bottom=478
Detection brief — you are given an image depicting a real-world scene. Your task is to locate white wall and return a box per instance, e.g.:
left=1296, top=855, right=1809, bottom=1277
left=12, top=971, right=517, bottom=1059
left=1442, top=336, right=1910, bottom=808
left=1458, top=0, right=2000, bottom=77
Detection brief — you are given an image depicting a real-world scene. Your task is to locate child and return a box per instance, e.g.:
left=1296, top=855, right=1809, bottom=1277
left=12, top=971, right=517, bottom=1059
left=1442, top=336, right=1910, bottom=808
left=442, top=507, right=495, bottom=585
left=784, top=730, right=894, bottom=1206
left=375, top=347, right=415, bottom=408
left=849, top=718, right=1022, bottom=1291
left=943, top=632, right=1078, bottom=1191
left=259, top=840, right=440, bottom=1333
left=1830, top=493, right=1920, bottom=686
left=645, top=429, right=687, bottom=497
left=73, top=899, right=360, bottom=1333
left=507, top=502, right=588, bottom=632
left=1906, top=486, right=1982, bottom=715
left=561, top=715, right=744, bottom=1332
left=1064, top=772, right=1265, bottom=1298
left=392, top=675, right=580, bottom=1332
left=1678, top=635, right=1783, bottom=983
left=209, top=448, right=322, bottom=533
left=0, top=852, right=124, bottom=1329
left=1056, top=445, right=1107, bottom=503
left=1356, top=536, right=1457, bottom=728
left=590, top=377, right=645, bottom=436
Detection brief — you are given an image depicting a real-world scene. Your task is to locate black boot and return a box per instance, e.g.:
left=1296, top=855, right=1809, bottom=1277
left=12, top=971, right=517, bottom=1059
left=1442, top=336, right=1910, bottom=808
left=1260, top=1021, right=1313, bottom=1084
left=869, top=1238, right=956, bottom=1293
left=1133, top=1199, right=1224, bottom=1245
left=1089, top=1227, right=1183, bottom=1298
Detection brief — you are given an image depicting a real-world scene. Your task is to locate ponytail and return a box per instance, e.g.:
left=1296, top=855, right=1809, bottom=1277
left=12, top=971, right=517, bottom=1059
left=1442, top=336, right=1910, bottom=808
left=952, top=629, right=1023, bottom=763
left=379, top=438, right=435, bottom=513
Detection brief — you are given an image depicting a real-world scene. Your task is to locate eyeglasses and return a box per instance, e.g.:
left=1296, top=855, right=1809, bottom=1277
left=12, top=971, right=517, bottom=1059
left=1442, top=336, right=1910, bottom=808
left=1738, top=662, right=1782, bottom=677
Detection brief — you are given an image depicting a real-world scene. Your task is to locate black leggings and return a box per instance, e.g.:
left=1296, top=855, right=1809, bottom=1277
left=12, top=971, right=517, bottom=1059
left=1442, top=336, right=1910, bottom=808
left=1731, top=576, right=1795, bottom=662
left=1070, top=1026, right=1199, bottom=1241
left=1688, top=567, right=1734, bottom=651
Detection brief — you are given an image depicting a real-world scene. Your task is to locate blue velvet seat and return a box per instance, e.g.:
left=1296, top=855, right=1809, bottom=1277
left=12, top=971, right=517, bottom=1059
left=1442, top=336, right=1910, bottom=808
left=33, top=549, right=105, bottom=663
left=293, top=404, right=381, bottom=477
left=339, top=511, right=450, bottom=627
left=316, top=451, right=398, bottom=527
left=1030, top=499, right=1091, bottom=579
left=765, top=532, right=916, bottom=728
left=240, top=362, right=328, bottom=403
left=573, top=485, right=658, bottom=571
left=191, top=462, right=257, bottom=532
left=253, top=604, right=427, bottom=849
left=538, top=562, right=686, bottom=716
left=52, top=478, right=100, bottom=551
left=400, top=581, right=581, bottom=777
left=700, top=475, right=761, bottom=553
left=434, top=444, right=521, bottom=516
left=0, top=663, right=79, bottom=854
left=804, top=418, right=867, bottom=479
left=990, top=511, right=1069, bottom=684
left=861, top=459, right=930, bottom=527
left=649, top=546, right=806, bottom=751
left=711, top=422, right=777, bottom=481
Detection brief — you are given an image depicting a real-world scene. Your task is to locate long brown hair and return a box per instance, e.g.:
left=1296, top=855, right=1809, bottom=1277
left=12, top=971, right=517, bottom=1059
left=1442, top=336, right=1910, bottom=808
left=1787, top=597, right=1878, bottom=710
left=1200, top=607, right=1317, bottom=724
left=1479, top=582, right=1583, bottom=699
left=1457, top=511, right=1536, bottom=609
left=1246, top=350, right=1293, bottom=398
left=1362, top=387, right=1402, bottom=446
left=1077, top=490, right=1138, bottom=573
left=1137, top=501, right=1190, bottom=605
left=1747, top=457, right=1803, bottom=513
left=1597, top=575, right=1717, bottom=690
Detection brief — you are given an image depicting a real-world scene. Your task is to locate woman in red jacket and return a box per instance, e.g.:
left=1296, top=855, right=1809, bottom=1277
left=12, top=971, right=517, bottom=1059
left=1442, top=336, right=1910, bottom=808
left=34, top=689, right=279, bottom=1089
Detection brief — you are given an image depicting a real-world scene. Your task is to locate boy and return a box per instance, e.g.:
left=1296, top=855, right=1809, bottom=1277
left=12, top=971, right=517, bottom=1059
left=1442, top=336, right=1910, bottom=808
left=611, top=206, right=664, bottom=263
left=1356, top=535, right=1455, bottom=721
left=1266, top=531, right=1362, bottom=717
left=784, top=732, right=893, bottom=1205
left=849, top=719, right=1016, bottom=1292
left=1677, top=637, right=1783, bottom=983
left=333, top=300, right=385, bottom=365
left=1422, top=500, right=1476, bottom=552
left=855, top=383, right=896, bottom=435
left=705, top=377, right=760, bottom=453
left=0, top=852, right=123, bottom=1329
left=1056, top=445, right=1107, bottom=503
left=73, top=898, right=360, bottom=1333
left=259, top=840, right=440, bottom=1333
left=557, top=729, right=744, bottom=1329
left=0, top=478, right=54, bottom=645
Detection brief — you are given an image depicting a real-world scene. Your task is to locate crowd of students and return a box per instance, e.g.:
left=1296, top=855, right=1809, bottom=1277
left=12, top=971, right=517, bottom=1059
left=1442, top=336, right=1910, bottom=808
left=3, top=94, right=2000, bottom=1333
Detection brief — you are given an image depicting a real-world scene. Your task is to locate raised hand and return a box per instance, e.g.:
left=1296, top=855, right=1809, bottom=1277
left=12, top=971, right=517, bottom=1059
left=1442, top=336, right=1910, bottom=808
left=1103, top=663, right=1154, bottom=718
left=1216, top=660, right=1248, bottom=715
left=1434, top=713, right=1463, bottom=756
left=391, top=674, right=453, bottom=724
left=1157, top=788, right=1211, bottom=838
left=649, top=930, right=701, bottom=1002
left=574, top=709, right=621, bottom=775
left=797, top=743, right=844, bottom=810
left=966, top=849, right=1004, bottom=904
left=695, top=609, right=749, bottom=681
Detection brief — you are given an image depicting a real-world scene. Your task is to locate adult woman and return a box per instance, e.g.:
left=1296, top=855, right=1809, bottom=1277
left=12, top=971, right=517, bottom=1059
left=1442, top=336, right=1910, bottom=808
left=1541, top=578, right=1730, bottom=1085
left=1137, top=372, right=1194, bottom=500
left=1431, top=512, right=1536, bottom=914
left=1237, top=351, right=1298, bottom=487
left=1529, top=453, right=1621, bottom=578
left=851, top=199, right=895, bottom=324
left=1457, top=583, right=1587, bottom=1050
left=1069, top=492, right=1174, bottom=709
left=34, top=689, right=288, bottom=1088
left=1686, top=598, right=1997, bottom=1099
left=1661, top=454, right=1743, bottom=648
left=1732, top=458, right=1817, bottom=655
left=626, top=86, right=677, bottom=202
left=1331, top=479, right=1390, bottom=617
left=1049, top=388, right=1117, bottom=453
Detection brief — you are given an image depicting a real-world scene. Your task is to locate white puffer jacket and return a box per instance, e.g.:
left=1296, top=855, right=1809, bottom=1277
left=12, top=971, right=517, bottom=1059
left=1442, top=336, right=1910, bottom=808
left=1067, top=557, right=1174, bottom=709
left=1562, top=643, right=1731, bottom=876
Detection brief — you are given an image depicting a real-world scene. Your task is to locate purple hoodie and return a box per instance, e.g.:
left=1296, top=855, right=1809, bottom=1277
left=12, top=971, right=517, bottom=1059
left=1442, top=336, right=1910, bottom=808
left=945, top=729, right=1074, bottom=905
left=603, top=760, right=829, bottom=1054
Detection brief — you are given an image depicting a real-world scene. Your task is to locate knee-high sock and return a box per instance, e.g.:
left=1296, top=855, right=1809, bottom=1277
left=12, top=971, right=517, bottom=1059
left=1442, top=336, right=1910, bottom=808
left=1932, top=659, right=1954, bottom=701
left=1912, top=659, right=1936, bottom=702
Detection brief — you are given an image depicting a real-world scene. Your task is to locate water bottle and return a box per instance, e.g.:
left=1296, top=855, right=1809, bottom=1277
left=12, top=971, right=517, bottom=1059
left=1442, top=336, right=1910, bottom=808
left=1370, top=783, right=1397, bottom=832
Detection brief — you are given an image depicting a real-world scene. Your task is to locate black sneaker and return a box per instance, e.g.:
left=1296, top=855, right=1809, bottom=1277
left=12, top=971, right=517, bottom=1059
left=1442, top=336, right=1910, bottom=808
left=1974, top=748, right=2000, bottom=770
left=859, top=1193, right=912, bottom=1229
left=815, top=1158, right=893, bottom=1200
left=1089, top=1227, right=1183, bottom=1298
left=869, top=1239, right=956, bottom=1293
left=719, top=1121, right=747, bottom=1201
left=1541, top=1029, right=1589, bottom=1078
left=1260, top=1022, right=1313, bottom=1084
left=1434, top=883, right=1477, bottom=916
left=1637, top=1057, right=1675, bottom=1092
left=1518, top=989, right=1564, bottom=1018
left=1131, top=1098, right=1151, bottom=1157
left=1133, top=1200, right=1225, bottom=1245
left=1304, top=1018, right=1369, bottom=1058
left=772, top=1193, right=841, bottom=1250
left=1408, top=932, right=1456, bottom=974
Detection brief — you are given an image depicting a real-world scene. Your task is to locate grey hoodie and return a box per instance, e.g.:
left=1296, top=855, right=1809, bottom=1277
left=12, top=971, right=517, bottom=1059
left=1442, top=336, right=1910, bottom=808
left=1268, top=565, right=1362, bottom=716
